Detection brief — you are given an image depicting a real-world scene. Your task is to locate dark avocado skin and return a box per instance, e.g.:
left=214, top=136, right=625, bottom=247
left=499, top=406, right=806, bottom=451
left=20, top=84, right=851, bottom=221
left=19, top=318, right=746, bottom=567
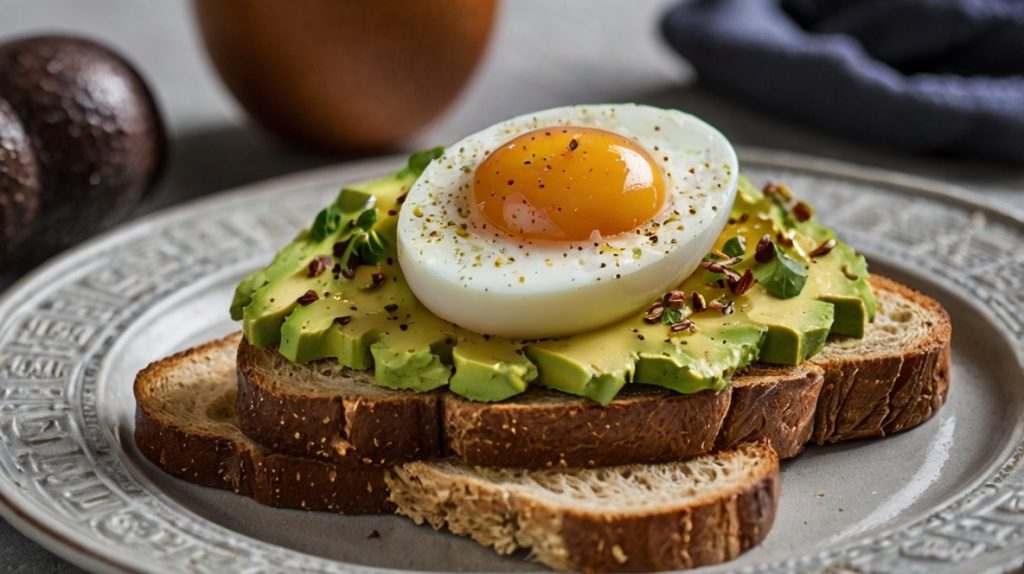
left=0, top=36, right=166, bottom=265
left=0, top=96, right=41, bottom=264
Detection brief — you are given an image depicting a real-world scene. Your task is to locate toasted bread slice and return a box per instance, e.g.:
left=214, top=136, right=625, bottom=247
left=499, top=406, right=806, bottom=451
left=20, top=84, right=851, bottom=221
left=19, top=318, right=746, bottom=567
left=135, top=334, right=393, bottom=513
left=390, top=443, right=778, bottom=572
left=235, top=274, right=950, bottom=468
left=810, top=275, right=951, bottom=443
left=135, top=335, right=780, bottom=572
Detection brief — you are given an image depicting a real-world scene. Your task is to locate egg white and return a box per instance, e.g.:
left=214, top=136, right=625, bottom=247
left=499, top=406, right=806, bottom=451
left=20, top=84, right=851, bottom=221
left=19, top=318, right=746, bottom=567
left=397, top=104, right=738, bottom=338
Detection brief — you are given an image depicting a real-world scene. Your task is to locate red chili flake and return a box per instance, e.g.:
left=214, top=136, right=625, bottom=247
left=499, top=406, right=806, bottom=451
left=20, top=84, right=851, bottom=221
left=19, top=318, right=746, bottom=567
left=568, top=138, right=579, bottom=151
left=334, top=316, right=352, bottom=326
left=664, top=290, right=687, bottom=310
left=307, top=255, right=332, bottom=278
left=370, top=273, right=386, bottom=288
left=297, top=290, right=319, bottom=306
left=731, top=268, right=755, bottom=296
left=792, top=201, right=813, bottom=222
left=384, top=303, right=399, bottom=313
left=755, top=235, right=776, bottom=263
left=399, top=324, right=409, bottom=331
left=809, top=238, right=837, bottom=258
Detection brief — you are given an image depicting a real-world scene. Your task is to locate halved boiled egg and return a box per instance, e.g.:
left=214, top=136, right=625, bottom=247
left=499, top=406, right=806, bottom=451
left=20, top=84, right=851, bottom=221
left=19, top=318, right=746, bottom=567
left=397, top=104, right=738, bottom=338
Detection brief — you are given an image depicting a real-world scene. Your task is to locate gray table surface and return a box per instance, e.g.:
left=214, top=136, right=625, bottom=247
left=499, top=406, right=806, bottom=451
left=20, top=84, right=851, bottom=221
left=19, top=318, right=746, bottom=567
left=1, top=1, right=1022, bottom=572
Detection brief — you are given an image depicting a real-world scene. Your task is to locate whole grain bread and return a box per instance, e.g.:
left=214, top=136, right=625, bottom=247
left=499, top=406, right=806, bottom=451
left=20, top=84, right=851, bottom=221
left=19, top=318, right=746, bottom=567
left=235, top=274, right=950, bottom=468
left=135, top=335, right=780, bottom=572
left=135, top=334, right=393, bottom=513
left=809, top=275, right=951, bottom=444
left=389, top=443, right=778, bottom=572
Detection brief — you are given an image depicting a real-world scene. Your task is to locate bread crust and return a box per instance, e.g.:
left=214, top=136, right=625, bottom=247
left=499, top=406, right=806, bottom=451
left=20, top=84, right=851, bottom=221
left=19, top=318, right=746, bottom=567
left=135, top=334, right=393, bottom=514
left=235, top=339, right=444, bottom=464
left=387, top=443, right=780, bottom=572
left=443, top=385, right=733, bottom=468
left=809, top=276, right=952, bottom=444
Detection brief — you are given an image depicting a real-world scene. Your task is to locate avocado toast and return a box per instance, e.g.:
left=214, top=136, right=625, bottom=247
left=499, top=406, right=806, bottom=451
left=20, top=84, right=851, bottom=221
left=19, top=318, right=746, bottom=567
left=134, top=105, right=952, bottom=572
left=135, top=275, right=948, bottom=571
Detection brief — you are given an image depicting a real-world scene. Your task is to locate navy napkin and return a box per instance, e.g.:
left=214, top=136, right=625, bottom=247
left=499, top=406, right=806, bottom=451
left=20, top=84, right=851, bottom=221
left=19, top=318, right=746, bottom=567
left=661, top=0, right=1024, bottom=163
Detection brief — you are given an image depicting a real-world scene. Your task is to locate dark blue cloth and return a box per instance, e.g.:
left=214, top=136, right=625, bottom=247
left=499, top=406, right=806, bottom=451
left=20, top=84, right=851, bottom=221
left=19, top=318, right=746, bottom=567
left=661, top=0, right=1024, bottom=163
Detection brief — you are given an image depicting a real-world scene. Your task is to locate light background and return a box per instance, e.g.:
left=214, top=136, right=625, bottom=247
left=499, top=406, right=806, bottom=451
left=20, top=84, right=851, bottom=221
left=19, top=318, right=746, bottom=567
left=1, top=1, right=1022, bottom=571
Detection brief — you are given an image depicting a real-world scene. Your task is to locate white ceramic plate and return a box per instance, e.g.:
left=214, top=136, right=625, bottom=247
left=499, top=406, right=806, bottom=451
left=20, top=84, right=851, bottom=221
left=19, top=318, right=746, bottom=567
left=0, top=149, right=1021, bottom=574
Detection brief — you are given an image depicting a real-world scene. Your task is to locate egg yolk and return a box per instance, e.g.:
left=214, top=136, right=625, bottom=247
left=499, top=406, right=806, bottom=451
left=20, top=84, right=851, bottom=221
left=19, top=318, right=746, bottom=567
left=472, top=127, right=666, bottom=242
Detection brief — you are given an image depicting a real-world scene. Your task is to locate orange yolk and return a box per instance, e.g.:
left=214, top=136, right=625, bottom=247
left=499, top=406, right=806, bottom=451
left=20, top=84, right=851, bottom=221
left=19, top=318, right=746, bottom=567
left=472, top=127, right=666, bottom=242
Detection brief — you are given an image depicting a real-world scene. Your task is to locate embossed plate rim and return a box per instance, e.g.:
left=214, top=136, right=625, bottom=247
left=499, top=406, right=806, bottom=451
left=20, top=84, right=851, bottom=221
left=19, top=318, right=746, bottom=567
left=0, top=148, right=1020, bottom=574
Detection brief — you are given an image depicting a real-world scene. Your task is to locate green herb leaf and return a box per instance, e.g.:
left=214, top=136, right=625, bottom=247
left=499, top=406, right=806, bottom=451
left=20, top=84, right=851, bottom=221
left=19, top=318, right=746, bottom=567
left=356, top=230, right=388, bottom=264
left=396, top=146, right=445, bottom=178
left=660, top=307, right=684, bottom=326
left=356, top=208, right=378, bottom=231
left=767, top=194, right=799, bottom=230
left=311, top=205, right=343, bottom=241
left=753, top=250, right=808, bottom=299
left=722, top=236, right=746, bottom=258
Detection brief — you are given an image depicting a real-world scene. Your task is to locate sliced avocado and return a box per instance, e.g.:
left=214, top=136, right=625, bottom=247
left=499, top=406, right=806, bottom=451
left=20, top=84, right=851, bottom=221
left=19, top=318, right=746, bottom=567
left=686, top=175, right=874, bottom=361
left=634, top=319, right=766, bottom=393
left=449, top=334, right=537, bottom=402
left=239, top=176, right=413, bottom=348
left=370, top=312, right=456, bottom=391
left=278, top=264, right=411, bottom=364
left=747, top=298, right=833, bottom=364
left=525, top=331, right=635, bottom=406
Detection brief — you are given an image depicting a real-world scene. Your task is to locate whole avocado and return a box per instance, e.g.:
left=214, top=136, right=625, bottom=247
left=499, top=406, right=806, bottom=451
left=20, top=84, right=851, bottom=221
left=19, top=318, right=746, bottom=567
left=0, top=36, right=166, bottom=265
left=0, top=96, right=41, bottom=264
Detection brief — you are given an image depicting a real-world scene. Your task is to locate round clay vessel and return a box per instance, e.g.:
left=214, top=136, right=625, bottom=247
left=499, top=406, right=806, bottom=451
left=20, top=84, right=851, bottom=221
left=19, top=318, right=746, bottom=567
left=195, top=0, right=498, bottom=150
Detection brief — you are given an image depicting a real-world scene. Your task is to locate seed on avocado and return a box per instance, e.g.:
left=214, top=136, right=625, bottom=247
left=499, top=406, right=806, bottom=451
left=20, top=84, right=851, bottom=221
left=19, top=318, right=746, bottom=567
left=297, top=290, right=319, bottom=306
